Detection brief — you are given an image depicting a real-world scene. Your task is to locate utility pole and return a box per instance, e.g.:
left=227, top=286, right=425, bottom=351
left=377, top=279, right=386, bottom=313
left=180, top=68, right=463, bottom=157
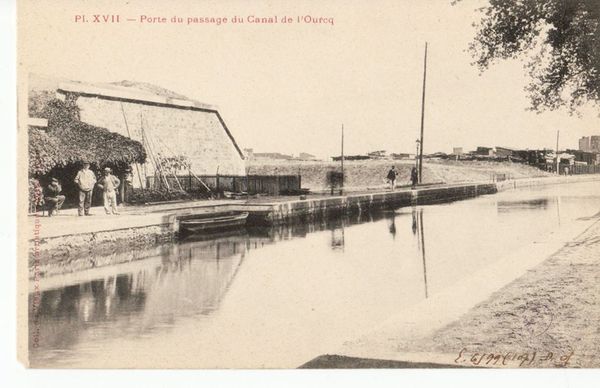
left=555, top=130, right=560, bottom=175
left=418, top=42, right=428, bottom=183
left=341, top=123, right=345, bottom=193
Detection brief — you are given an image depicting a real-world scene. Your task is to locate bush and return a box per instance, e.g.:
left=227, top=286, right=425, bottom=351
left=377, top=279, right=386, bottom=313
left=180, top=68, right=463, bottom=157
left=326, top=170, right=345, bottom=194
left=128, top=188, right=191, bottom=204
left=29, top=178, right=44, bottom=212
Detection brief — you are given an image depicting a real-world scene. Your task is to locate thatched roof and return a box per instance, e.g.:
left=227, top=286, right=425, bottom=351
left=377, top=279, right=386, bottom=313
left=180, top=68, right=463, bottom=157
left=28, top=96, right=146, bottom=176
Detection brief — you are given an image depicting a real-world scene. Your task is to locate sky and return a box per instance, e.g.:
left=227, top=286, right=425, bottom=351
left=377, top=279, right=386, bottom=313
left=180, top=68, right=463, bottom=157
left=19, top=0, right=600, bottom=159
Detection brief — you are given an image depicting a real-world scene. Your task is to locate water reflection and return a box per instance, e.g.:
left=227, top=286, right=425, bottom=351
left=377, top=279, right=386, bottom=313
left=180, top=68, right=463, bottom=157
left=497, top=198, right=549, bottom=212
left=388, top=214, right=397, bottom=239
left=413, top=208, right=429, bottom=299
left=329, top=218, right=346, bottom=250
left=28, top=182, right=600, bottom=367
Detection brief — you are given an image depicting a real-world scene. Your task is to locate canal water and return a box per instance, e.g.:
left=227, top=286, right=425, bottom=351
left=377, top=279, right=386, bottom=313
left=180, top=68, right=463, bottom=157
left=28, top=181, right=600, bottom=368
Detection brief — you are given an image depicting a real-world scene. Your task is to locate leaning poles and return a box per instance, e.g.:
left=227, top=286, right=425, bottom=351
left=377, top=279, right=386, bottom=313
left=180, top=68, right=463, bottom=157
left=418, top=42, right=428, bottom=183
left=120, top=103, right=146, bottom=195
left=555, top=130, right=560, bottom=175
left=341, top=123, right=344, bottom=194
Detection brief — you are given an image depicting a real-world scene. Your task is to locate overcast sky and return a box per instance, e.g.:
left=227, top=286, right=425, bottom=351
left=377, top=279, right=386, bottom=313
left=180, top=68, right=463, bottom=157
left=20, top=0, right=600, bottom=159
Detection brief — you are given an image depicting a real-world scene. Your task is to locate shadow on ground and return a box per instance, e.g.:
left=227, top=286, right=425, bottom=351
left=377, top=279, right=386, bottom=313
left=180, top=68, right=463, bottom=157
left=299, top=355, right=470, bottom=369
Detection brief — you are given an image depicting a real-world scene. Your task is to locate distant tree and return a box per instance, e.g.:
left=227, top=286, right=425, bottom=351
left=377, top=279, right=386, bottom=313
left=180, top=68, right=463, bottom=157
left=466, top=0, right=600, bottom=113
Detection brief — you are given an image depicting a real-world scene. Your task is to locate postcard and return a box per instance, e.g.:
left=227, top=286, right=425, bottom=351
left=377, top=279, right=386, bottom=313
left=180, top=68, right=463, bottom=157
left=17, top=0, right=600, bottom=369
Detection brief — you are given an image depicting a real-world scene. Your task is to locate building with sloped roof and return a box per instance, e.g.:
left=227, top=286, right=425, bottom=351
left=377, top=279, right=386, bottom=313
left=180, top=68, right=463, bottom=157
left=29, top=74, right=245, bottom=189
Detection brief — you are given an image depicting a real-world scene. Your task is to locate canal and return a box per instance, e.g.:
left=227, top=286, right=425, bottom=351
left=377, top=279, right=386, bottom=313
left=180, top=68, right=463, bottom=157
left=28, top=181, right=600, bottom=368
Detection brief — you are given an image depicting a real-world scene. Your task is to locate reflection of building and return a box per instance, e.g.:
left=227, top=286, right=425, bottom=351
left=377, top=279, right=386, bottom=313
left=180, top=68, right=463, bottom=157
left=329, top=219, right=346, bottom=250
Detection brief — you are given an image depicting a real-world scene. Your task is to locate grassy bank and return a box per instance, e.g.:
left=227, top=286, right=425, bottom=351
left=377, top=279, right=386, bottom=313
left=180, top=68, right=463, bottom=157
left=384, top=219, right=600, bottom=368
left=247, top=159, right=553, bottom=190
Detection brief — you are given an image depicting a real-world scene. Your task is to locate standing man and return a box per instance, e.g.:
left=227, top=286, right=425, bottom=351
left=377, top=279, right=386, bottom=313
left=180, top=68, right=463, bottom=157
left=44, top=177, right=65, bottom=217
left=97, top=167, right=121, bottom=215
left=386, top=165, right=398, bottom=190
left=74, top=161, right=96, bottom=216
left=411, top=166, right=419, bottom=189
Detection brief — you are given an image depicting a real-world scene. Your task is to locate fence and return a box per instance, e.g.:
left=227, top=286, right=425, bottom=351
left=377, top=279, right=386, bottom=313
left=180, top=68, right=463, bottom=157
left=568, top=164, right=600, bottom=175
left=146, top=174, right=302, bottom=195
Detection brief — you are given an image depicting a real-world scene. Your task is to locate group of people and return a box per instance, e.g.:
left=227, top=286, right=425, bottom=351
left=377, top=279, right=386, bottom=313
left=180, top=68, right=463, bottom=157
left=44, top=162, right=121, bottom=217
left=386, top=165, right=419, bottom=190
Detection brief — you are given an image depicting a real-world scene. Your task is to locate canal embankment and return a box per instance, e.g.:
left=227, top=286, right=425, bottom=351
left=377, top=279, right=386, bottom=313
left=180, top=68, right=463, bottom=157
left=26, top=179, right=600, bottom=368
left=27, top=174, right=600, bottom=277
left=331, top=216, right=600, bottom=368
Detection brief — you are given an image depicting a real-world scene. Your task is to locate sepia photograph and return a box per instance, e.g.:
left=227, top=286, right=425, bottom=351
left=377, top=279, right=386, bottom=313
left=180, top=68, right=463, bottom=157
left=14, top=0, right=600, bottom=376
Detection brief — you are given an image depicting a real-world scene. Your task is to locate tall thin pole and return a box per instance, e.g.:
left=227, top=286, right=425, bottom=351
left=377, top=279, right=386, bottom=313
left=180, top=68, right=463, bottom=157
left=555, top=130, right=560, bottom=175
left=341, top=123, right=345, bottom=191
left=418, top=42, right=428, bottom=183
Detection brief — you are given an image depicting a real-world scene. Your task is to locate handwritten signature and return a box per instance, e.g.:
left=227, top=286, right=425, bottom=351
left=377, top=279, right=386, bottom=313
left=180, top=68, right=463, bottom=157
left=454, top=347, right=574, bottom=367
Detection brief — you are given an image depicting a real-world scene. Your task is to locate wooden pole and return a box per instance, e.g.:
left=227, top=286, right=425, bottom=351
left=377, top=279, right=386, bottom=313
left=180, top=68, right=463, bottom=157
left=341, top=123, right=344, bottom=192
left=119, top=103, right=145, bottom=194
left=418, top=42, right=428, bottom=183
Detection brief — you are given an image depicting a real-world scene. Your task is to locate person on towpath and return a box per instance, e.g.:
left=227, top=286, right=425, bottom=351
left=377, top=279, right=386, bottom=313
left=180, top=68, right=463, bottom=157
left=44, top=177, right=65, bottom=217
left=74, top=161, right=96, bottom=216
left=387, top=166, right=398, bottom=190
left=411, top=166, right=419, bottom=189
left=97, top=167, right=121, bottom=215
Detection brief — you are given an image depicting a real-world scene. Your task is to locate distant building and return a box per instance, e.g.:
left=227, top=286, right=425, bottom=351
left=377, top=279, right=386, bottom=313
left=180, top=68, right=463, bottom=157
left=495, top=146, right=515, bottom=158
left=367, top=150, right=388, bottom=159
left=513, top=149, right=552, bottom=166
left=390, top=153, right=412, bottom=160
left=297, top=152, right=317, bottom=161
left=567, top=149, right=600, bottom=166
left=331, top=155, right=370, bottom=161
left=475, top=146, right=494, bottom=156
left=579, top=136, right=600, bottom=152
left=253, top=152, right=293, bottom=161
left=244, top=148, right=254, bottom=160
left=452, top=147, right=463, bottom=155
left=579, top=137, right=590, bottom=151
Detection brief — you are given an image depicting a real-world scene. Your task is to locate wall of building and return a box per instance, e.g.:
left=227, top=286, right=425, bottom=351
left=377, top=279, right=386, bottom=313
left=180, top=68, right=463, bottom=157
left=591, top=136, right=600, bottom=152
left=74, top=95, right=245, bottom=187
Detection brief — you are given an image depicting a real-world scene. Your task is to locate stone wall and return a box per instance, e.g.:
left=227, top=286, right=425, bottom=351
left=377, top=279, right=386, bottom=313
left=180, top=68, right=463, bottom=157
left=30, top=224, right=176, bottom=278
left=74, top=95, right=246, bottom=186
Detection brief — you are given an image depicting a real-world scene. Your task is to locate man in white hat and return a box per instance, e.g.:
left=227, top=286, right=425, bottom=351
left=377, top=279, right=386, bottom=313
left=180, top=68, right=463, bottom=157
left=74, top=161, right=96, bottom=216
left=97, top=167, right=121, bottom=215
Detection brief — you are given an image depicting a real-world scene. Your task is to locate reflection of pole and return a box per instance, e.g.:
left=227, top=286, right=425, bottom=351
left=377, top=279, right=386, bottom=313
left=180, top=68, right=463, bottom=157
left=389, top=214, right=397, bottom=239
left=555, top=130, right=560, bottom=175
left=556, top=196, right=561, bottom=227
left=419, top=209, right=428, bottom=298
left=411, top=206, right=417, bottom=235
left=418, top=42, right=428, bottom=183
left=330, top=219, right=345, bottom=250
